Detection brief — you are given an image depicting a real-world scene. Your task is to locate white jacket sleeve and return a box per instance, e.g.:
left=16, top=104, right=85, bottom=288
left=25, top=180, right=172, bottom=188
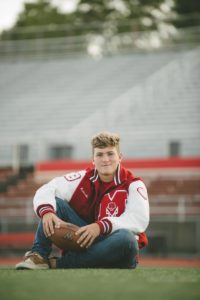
left=33, top=171, right=85, bottom=217
left=104, top=180, right=149, bottom=234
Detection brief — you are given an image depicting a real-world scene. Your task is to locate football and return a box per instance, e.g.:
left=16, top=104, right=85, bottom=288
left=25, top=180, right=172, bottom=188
left=50, top=222, right=82, bottom=251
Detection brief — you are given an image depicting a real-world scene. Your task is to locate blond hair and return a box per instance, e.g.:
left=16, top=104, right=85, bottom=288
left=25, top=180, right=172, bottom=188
left=91, top=132, right=120, bottom=153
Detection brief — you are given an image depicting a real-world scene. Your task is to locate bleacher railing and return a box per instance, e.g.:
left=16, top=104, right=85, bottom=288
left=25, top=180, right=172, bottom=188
left=0, top=26, right=200, bottom=60
left=0, top=194, right=199, bottom=233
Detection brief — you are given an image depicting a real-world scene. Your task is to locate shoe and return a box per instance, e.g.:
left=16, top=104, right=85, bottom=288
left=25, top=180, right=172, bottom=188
left=48, top=257, right=57, bottom=269
left=16, top=251, right=49, bottom=270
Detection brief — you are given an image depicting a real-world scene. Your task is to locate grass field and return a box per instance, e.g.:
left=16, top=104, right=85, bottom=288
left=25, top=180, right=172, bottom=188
left=0, top=267, right=199, bottom=300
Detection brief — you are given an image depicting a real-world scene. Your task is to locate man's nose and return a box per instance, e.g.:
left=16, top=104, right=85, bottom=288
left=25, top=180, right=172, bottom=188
left=102, top=155, right=109, bottom=162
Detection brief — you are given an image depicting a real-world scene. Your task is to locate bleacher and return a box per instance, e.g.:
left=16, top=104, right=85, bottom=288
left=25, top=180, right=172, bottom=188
left=68, top=47, right=200, bottom=159
left=0, top=47, right=200, bottom=166
left=0, top=52, right=178, bottom=135
left=1, top=157, right=199, bottom=217
left=0, top=167, right=15, bottom=181
left=149, top=179, right=200, bottom=195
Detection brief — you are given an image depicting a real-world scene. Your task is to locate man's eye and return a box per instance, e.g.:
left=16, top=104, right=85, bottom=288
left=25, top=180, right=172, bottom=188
left=108, top=152, right=114, bottom=156
left=96, top=153, right=103, bottom=157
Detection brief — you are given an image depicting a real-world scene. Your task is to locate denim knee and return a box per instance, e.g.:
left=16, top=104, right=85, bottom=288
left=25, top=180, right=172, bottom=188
left=116, top=229, right=139, bottom=256
left=55, top=197, right=67, bottom=209
left=54, top=197, right=87, bottom=227
left=109, top=229, right=138, bottom=268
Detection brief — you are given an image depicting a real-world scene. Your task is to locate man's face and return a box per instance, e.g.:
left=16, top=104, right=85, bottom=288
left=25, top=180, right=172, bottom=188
left=93, top=146, right=121, bottom=180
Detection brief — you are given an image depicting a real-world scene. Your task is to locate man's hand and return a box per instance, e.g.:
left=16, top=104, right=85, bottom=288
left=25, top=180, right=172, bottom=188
left=42, top=213, right=63, bottom=237
left=75, top=223, right=100, bottom=249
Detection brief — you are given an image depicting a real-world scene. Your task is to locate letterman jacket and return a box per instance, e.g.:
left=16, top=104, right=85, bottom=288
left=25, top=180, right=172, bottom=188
left=33, top=164, right=150, bottom=248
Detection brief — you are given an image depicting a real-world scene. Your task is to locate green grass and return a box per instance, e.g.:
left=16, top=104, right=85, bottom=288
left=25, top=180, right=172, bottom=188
left=0, top=267, right=200, bottom=300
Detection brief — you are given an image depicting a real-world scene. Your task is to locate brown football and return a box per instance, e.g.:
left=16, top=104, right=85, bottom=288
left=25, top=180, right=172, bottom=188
left=50, top=222, right=82, bottom=251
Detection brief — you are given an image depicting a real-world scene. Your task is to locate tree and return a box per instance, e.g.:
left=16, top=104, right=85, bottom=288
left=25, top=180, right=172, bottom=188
left=175, top=0, right=200, bottom=14
left=1, top=0, right=73, bottom=40
left=74, top=0, right=169, bottom=33
left=1, top=0, right=174, bottom=40
left=1, top=0, right=199, bottom=52
left=173, top=0, right=200, bottom=28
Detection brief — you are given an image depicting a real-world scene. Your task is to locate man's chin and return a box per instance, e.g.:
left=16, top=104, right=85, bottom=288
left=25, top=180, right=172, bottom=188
left=100, top=170, right=113, bottom=177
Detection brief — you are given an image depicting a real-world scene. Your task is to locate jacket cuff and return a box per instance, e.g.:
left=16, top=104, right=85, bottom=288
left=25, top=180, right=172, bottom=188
left=95, top=219, right=112, bottom=235
left=36, top=204, right=55, bottom=218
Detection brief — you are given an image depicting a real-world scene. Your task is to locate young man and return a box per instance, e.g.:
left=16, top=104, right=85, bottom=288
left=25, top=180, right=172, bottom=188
left=16, top=132, right=149, bottom=269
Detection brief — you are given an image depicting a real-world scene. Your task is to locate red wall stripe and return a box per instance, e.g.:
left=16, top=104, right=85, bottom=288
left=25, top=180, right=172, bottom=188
left=36, top=157, right=200, bottom=171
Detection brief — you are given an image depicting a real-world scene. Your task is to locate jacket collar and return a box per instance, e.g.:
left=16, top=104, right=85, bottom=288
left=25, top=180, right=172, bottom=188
left=88, top=163, right=133, bottom=186
left=89, top=168, right=99, bottom=183
left=113, top=163, right=121, bottom=185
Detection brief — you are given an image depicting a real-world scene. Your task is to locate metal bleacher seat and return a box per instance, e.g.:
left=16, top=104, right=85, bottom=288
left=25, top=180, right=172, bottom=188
left=0, top=47, right=200, bottom=164
left=67, top=47, right=200, bottom=159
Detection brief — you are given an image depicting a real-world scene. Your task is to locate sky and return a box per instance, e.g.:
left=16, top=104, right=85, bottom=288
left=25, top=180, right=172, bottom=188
left=0, top=0, right=78, bottom=32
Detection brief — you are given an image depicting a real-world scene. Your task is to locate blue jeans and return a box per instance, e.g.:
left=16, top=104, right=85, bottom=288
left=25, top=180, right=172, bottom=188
left=32, top=198, right=139, bottom=269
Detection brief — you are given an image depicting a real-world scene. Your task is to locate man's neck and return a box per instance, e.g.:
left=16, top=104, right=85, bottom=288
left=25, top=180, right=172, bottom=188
left=99, top=174, right=114, bottom=183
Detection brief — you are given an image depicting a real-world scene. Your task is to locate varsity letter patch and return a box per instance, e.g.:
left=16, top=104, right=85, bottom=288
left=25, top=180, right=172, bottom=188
left=137, top=187, right=148, bottom=200
left=98, top=190, right=128, bottom=219
left=64, top=172, right=81, bottom=182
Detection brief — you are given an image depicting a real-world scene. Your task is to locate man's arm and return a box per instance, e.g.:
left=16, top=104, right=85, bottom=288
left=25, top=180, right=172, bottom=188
left=33, top=171, right=86, bottom=236
left=33, top=171, right=86, bottom=218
